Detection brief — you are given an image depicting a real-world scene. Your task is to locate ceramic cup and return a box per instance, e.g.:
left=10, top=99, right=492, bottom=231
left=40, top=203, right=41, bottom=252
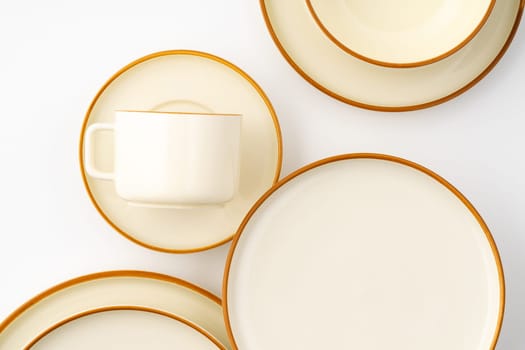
left=84, top=110, right=242, bottom=207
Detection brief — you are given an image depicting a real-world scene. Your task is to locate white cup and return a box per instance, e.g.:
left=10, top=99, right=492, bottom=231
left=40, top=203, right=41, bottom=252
left=84, top=110, right=242, bottom=207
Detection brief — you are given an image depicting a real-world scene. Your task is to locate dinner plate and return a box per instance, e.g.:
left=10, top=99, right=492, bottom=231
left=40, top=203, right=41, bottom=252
left=26, top=307, right=223, bottom=350
left=306, top=0, right=494, bottom=67
left=0, top=271, right=230, bottom=349
left=80, top=50, right=282, bottom=253
left=224, top=154, right=504, bottom=350
left=261, top=0, right=524, bottom=111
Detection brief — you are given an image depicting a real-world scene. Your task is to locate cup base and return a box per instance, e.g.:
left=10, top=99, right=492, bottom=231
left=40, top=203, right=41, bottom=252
left=126, top=201, right=225, bottom=210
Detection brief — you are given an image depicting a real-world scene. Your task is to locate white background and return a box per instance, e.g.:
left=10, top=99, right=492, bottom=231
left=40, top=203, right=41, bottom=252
left=0, top=0, right=523, bottom=348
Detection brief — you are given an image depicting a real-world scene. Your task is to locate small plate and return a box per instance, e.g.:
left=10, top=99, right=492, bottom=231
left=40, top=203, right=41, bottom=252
left=224, top=154, right=504, bottom=350
left=261, top=0, right=523, bottom=111
left=26, top=307, right=223, bottom=350
left=80, top=50, right=282, bottom=253
left=306, top=0, right=494, bottom=67
left=0, top=271, right=230, bottom=349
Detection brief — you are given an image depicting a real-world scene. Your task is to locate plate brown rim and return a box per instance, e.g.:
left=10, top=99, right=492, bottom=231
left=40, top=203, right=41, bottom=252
left=305, top=0, right=496, bottom=68
left=0, top=270, right=221, bottom=337
left=261, top=0, right=524, bottom=111
left=222, top=153, right=505, bottom=349
left=24, top=305, right=225, bottom=350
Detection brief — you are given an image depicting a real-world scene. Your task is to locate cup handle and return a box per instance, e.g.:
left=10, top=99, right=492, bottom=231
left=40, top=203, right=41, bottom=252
left=84, top=123, right=114, bottom=180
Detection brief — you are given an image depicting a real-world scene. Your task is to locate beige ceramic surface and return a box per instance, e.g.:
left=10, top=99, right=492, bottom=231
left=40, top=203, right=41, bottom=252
left=29, top=308, right=221, bottom=350
left=308, top=0, right=493, bottom=67
left=85, top=111, right=242, bottom=206
left=80, top=50, right=282, bottom=252
left=0, top=271, right=230, bottom=349
left=261, top=0, right=523, bottom=110
left=224, top=154, right=504, bottom=350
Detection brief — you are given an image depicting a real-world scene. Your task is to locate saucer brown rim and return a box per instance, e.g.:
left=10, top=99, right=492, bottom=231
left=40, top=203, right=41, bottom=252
left=261, top=0, right=524, bottom=111
left=79, top=50, right=283, bottom=253
left=305, top=0, right=496, bottom=68
left=222, top=153, right=505, bottom=350
left=24, top=305, right=225, bottom=350
left=0, top=270, right=222, bottom=336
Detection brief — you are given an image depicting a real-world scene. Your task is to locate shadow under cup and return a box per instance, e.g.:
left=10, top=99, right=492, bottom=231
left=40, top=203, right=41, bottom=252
left=84, top=111, right=242, bottom=208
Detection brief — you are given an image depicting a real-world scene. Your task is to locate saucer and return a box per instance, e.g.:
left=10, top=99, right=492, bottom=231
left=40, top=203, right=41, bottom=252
left=224, top=154, right=504, bottom=349
left=306, top=0, right=494, bottom=67
left=0, top=271, right=230, bottom=349
left=27, top=307, right=223, bottom=350
left=80, top=50, right=282, bottom=253
left=261, top=0, right=523, bottom=111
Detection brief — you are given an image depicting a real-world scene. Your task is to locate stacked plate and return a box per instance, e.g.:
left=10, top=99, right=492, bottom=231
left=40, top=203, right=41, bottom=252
left=261, top=0, right=524, bottom=110
left=0, top=271, right=230, bottom=349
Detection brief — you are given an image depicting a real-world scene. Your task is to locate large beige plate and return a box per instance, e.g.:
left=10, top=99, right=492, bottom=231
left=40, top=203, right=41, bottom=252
left=80, top=50, right=282, bottom=253
left=27, top=307, right=223, bottom=350
left=224, top=154, right=504, bottom=350
left=307, top=0, right=494, bottom=67
left=261, top=0, right=524, bottom=111
left=0, top=271, right=230, bottom=349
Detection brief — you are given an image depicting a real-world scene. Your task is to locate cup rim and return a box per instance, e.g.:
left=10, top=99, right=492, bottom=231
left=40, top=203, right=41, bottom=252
left=116, top=109, right=242, bottom=117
